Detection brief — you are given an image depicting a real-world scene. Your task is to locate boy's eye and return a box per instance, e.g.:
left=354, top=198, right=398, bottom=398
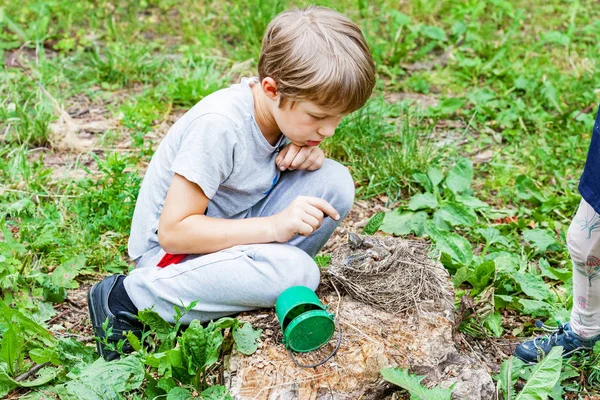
left=310, top=114, right=326, bottom=120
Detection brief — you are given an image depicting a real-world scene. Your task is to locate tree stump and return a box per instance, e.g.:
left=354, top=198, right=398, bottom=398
left=224, top=236, right=495, bottom=399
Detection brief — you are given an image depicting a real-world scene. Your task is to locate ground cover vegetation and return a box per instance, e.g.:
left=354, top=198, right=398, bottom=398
left=1, top=0, right=599, bottom=398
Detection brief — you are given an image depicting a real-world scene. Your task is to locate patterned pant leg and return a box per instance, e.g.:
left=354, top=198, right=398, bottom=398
left=569, top=199, right=600, bottom=338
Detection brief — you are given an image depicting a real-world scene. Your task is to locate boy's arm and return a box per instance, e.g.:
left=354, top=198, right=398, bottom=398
left=158, top=174, right=340, bottom=255
left=158, top=174, right=273, bottom=254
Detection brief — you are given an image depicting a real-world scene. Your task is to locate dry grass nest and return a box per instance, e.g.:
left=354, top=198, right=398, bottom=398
left=324, top=233, right=451, bottom=315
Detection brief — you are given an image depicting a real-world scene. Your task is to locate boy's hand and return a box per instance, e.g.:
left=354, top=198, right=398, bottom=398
left=276, top=143, right=325, bottom=171
left=268, top=196, right=340, bottom=242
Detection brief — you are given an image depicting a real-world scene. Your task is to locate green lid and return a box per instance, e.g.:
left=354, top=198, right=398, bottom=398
left=283, top=309, right=335, bottom=352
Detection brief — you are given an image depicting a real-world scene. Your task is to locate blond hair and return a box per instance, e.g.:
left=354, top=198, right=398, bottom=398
left=258, top=6, right=376, bottom=114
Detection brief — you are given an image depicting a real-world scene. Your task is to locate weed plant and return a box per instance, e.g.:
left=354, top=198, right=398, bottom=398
left=1, top=0, right=600, bottom=397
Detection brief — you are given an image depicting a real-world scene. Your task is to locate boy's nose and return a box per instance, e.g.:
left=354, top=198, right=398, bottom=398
left=318, top=123, right=337, bottom=138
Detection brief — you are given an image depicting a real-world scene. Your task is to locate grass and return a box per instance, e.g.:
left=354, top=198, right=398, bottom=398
left=1, top=0, right=600, bottom=397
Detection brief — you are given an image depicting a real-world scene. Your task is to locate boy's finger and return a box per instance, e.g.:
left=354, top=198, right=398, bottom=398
left=275, top=145, right=290, bottom=165
left=304, top=205, right=325, bottom=221
left=306, top=197, right=340, bottom=220
left=298, top=152, right=319, bottom=170
left=280, top=145, right=302, bottom=170
left=289, top=146, right=312, bottom=169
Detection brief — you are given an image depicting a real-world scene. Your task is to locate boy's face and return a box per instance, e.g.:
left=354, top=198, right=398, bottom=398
left=273, top=100, right=345, bottom=147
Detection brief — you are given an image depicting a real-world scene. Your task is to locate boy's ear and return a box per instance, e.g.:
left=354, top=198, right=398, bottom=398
left=261, top=77, right=279, bottom=101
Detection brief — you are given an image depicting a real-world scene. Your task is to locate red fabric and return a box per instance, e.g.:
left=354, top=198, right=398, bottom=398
left=157, top=253, right=188, bottom=268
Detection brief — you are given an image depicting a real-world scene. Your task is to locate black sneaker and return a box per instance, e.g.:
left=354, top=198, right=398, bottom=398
left=87, top=274, right=143, bottom=361
left=514, top=321, right=600, bottom=364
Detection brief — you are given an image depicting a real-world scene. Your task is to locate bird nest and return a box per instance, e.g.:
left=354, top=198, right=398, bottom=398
left=325, top=233, right=451, bottom=315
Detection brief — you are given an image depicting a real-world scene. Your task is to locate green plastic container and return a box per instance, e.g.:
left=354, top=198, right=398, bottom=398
left=275, top=286, right=336, bottom=353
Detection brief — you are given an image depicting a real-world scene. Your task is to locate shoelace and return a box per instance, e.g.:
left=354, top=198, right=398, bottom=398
left=533, top=321, right=587, bottom=356
left=534, top=321, right=568, bottom=344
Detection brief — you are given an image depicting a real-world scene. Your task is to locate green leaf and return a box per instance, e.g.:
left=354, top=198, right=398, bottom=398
left=451, top=266, right=470, bottom=287
left=445, top=158, right=473, bottom=195
left=413, top=172, right=433, bottom=192
left=484, top=312, right=503, bottom=337
left=144, top=348, right=182, bottom=379
left=515, top=272, right=551, bottom=300
left=391, top=10, right=411, bottom=26
left=381, top=367, right=452, bottom=400
left=594, top=341, right=600, bottom=357
left=427, top=167, right=444, bottom=187
left=537, top=259, right=571, bottom=282
left=523, top=229, right=559, bottom=253
left=494, top=255, right=521, bottom=275
left=469, top=261, right=495, bottom=294
left=516, top=176, right=548, bottom=204
left=0, top=326, right=23, bottom=376
left=426, top=222, right=473, bottom=266
left=181, top=320, right=208, bottom=374
left=407, top=193, right=439, bottom=211
left=434, top=203, right=477, bottom=227
left=126, top=331, right=142, bottom=352
left=51, top=255, right=86, bottom=289
left=421, top=25, right=447, bottom=41
left=201, top=385, right=233, bottom=400
left=14, top=367, right=57, bottom=388
left=476, top=227, right=511, bottom=248
left=0, top=364, right=18, bottom=397
left=362, top=211, right=385, bottom=235
left=203, top=323, right=225, bottom=368
left=74, top=355, right=144, bottom=391
left=519, top=299, right=555, bottom=317
left=515, top=346, right=562, bottom=400
left=167, top=387, right=192, bottom=400
left=29, top=347, right=60, bottom=366
left=497, top=356, right=526, bottom=399
left=542, top=81, right=562, bottom=112
left=455, top=195, right=489, bottom=210
left=212, top=317, right=238, bottom=330
left=233, top=322, right=262, bottom=355
left=0, top=302, right=55, bottom=347
left=138, top=309, right=173, bottom=339
left=381, top=211, right=428, bottom=236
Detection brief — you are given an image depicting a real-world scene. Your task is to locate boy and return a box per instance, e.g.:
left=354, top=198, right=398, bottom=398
left=87, top=6, right=376, bottom=361
left=514, top=106, right=600, bottom=363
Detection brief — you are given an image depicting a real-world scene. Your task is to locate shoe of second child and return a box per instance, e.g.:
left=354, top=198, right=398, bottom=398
left=514, top=321, right=600, bottom=364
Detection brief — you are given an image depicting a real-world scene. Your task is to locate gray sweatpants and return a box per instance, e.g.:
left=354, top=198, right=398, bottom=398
left=123, top=159, right=354, bottom=324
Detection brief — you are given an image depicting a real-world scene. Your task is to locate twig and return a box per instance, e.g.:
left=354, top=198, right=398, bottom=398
left=329, top=277, right=342, bottom=317
left=0, top=186, right=82, bottom=198
left=55, top=333, right=95, bottom=343
left=48, top=309, right=71, bottom=325
left=65, top=297, right=84, bottom=310
left=14, top=362, right=49, bottom=382
left=339, top=319, right=383, bottom=348
left=572, top=103, right=596, bottom=121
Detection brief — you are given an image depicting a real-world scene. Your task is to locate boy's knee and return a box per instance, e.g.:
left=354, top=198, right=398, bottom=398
left=320, top=159, right=355, bottom=217
left=255, top=244, right=320, bottom=291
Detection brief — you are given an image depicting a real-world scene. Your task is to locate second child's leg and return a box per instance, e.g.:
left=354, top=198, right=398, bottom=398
left=568, top=199, right=600, bottom=337
left=514, top=199, right=600, bottom=363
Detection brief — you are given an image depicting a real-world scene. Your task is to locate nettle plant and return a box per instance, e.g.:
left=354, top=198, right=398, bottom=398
left=104, top=301, right=262, bottom=398
left=378, top=158, right=570, bottom=337
left=0, top=300, right=261, bottom=399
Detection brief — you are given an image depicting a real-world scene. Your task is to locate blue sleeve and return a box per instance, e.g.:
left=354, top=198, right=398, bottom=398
left=579, top=105, right=600, bottom=214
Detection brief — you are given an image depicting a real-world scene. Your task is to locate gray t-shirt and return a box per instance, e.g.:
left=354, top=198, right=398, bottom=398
left=128, top=77, right=286, bottom=261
